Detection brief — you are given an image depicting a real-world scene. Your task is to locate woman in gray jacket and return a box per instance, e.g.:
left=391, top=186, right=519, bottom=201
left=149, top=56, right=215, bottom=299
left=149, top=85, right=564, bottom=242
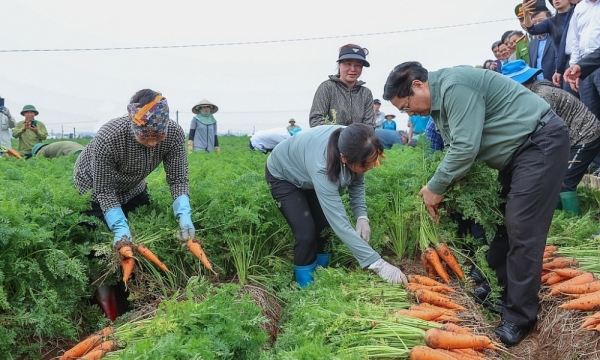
left=309, top=44, right=375, bottom=128
left=266, top=123, right=407, bottom=287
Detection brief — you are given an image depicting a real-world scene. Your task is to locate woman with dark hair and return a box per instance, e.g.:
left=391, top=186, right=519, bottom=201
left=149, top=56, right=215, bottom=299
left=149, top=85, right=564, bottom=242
left=265, top=123, right=407, bottom=287
left=309, top=44, right=375, bottom=128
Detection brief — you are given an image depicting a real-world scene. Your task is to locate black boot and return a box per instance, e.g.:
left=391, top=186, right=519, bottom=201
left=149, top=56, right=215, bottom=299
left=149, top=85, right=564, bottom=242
left=468, top=265, right=485, bottom=284
left=472, top=284, right=505, bottom=314
left=494, top=319, right=534, bottom=346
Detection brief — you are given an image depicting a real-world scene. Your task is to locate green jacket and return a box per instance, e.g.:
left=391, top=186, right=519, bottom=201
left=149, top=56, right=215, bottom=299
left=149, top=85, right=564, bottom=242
left=36, top=141, right=85, bottom=158
left=12, top=120, right=48, bottom=155
left=427, top=66, right=550, bottom=195
left=515, top=35, right=530, bottom=65
left=266, top=125, right=380, bottom=268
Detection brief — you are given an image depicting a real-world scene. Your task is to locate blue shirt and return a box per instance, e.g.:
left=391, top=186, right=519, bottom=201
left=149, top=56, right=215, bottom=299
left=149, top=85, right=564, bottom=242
left=425, top=119, right=444, bottom=151
left=410, top=115, right=429, bottom=134
left=382, top=120, right=396, bottom=130
left=375, top=129, right=402, bottom=149
left=536, top=36, right=548, bottom=80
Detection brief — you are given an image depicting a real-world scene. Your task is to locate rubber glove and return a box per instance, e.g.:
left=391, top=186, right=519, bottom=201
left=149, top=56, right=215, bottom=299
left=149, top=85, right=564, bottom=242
left=173, top=194, right=195, bottom=242
left=214, top=146, right=221, bottom=153
left=104, top=207, right=132, bottom=245
left=368, top=258, right=408, bottom=285
left=356, top=216, right=371, bottom=242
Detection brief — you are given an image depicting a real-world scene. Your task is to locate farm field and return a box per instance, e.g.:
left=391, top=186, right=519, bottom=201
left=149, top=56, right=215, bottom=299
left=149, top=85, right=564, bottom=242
left=2, top=136, right=600, bottom=359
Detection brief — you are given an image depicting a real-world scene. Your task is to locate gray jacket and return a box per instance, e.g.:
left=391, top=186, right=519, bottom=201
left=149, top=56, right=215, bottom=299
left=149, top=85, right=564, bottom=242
left=0, top=111, right=16, bottom=148
left=531, top=80, right=600, bottom=146
left=309, top=75, right=375, bottom=128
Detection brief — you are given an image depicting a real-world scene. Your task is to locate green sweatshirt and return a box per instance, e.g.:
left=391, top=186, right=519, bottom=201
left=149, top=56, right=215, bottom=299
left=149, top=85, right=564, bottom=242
left=12, top=120, right=48, bottom=155
left=266, top=125, right=380, bottom=268
left=427, top=66, right=550, bottom=195
left=36, top=141, right=84, bottom=158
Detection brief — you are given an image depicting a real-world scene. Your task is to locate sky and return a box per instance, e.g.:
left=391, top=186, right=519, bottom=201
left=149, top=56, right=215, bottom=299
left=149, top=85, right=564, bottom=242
left=1, top=0, right=538, bottom=136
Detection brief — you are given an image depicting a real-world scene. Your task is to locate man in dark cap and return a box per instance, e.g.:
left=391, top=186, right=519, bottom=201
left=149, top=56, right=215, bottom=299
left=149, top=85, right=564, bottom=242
left=373, top=99, right=386, bottom=129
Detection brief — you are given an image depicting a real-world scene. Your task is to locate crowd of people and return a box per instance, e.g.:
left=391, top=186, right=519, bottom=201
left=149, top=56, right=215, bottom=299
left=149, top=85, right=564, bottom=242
left=2, top=0, right=600, bottom=347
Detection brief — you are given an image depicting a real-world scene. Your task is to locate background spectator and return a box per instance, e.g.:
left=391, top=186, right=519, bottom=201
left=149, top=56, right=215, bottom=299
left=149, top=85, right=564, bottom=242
left=12, top=105, right=47, bottom=158
left=188, top=99, right=220, bottom=153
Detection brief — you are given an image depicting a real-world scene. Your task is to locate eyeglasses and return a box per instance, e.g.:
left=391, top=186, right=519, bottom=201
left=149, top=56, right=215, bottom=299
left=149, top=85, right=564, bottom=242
left=399, top=96, right=411, bottom=113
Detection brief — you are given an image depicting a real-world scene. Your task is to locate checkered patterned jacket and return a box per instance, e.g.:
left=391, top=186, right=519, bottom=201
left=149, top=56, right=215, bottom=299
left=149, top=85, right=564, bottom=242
left=73, top=116, right=189, bottom=213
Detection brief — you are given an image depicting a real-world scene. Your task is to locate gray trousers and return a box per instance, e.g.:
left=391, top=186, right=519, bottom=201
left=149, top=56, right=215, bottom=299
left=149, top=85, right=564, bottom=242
left=487, top=112, right=570, bottom=326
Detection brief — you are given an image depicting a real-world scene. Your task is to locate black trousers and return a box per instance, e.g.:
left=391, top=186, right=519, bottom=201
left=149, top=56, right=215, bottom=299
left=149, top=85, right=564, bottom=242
left=84, top=189, right=151, bottom=226
left=563, top=135, right=600, bottom=191
left=265, top=167, right=330, bottom=266
left=487, top=112, right=570, bottom=326
left=579, top=68, right=600, bottom=121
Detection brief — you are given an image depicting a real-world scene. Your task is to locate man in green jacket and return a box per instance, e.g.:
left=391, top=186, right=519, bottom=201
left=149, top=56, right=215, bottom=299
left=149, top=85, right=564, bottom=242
left=383, top=62, right=570, bottom=346
left=12, top=105, right=48, bottom=157
left=31, top=141, right=85, bottom=158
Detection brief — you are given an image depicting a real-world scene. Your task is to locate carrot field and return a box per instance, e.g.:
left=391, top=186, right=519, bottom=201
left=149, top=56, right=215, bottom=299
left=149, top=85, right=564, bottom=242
left=2, top=136, right=600, bottom=359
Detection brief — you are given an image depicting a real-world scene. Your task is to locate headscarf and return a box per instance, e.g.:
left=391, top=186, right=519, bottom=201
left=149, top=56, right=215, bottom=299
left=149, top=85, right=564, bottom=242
left=127, top=94, right=169, bottom=138
left=194, top=107, right=217, bottom=125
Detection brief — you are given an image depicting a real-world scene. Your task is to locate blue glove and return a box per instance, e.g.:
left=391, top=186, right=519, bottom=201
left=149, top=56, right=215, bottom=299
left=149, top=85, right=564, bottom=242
left=173, top=195, right=195, bottom=242
left=104, top=207, right=131, bottom=245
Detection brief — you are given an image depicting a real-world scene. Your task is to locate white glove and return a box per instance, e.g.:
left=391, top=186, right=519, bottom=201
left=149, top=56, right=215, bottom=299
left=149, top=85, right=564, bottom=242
left=1, top=107, right=10, bottom=117
left=356, top=216, right=371, bottom=242
left=368, top=258, right=408, bottom=284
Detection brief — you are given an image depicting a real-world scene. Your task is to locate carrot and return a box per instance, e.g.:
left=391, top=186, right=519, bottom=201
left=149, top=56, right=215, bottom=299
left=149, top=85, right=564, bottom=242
left=545, top=273, right=569, bottom=286
left=435, top=314, right=461, bottom=323
left=90, top=340, right=117, bottom=353
left=60, top=334, right=103, bottom=360
left=118, top=245, right=134, bottom=259
left=187, top=238, right=217, bottom=275
left=411, top=303, right=458, bottom=315
left=452, top=349, right=485, bottom=358
left=96, top=325, right=114, bottom=338
left=545, top=245, right=558, bottom=252
left=580, top=312, right=600, bottom=329
left=551, top=273, right=596, bottom=295
left=121, top=257, right=135, bottom=283
left=410, top=345, right=456, bottom=360
left=425, top=328, right=497, bottom=350
left=421, top=253, right=437, bottom=279
left=542, top=257, right=579, bottom=270
left=396, top=308, right=445, bottom=321
left=435, top=243, right=465, bottom=280
left=6, top=148, right=23, bottom=159
left=137, top=244, right=169, bottom=272
left=424, top=247, right=450, bottom=284
left=559, top=292, right=600, bottom=311
left=436, top=348, right=482, bottom=360
left=541, top=271, right=556, bottom=284
left=409, top=274, right=447, bottom=287
left=543, top=251, right=554, bottom=259
left=406, top=282, right=456, bottom=294
left=81, top=349, right=106, bottom=360
left=441, top=323, right=472, bottom=334
left=550, top=281, right=600, bottom=295
left=552, top=268, right=584, bottom=278
left=414, top=289, right=467, bottom=311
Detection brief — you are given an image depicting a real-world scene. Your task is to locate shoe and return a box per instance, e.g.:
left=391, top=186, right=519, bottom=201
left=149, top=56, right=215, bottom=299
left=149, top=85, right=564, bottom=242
left=472, top=285, right=504, bottom=314
left=468, top=265, right=485, bottom=284
left=315, top=253, right=331, bottom=268
left=294, top=262, right=317, bottom=288
left=493, top=319, right=533, bottom=346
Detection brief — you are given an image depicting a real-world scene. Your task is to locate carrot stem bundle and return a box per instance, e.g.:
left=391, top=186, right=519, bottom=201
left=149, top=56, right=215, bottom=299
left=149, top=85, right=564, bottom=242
left=137, top=244, right=169, bottom=272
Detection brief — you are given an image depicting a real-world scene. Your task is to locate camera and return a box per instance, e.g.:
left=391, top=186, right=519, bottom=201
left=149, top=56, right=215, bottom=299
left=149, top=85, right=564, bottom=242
left=0, top=97, right=4, bottom=110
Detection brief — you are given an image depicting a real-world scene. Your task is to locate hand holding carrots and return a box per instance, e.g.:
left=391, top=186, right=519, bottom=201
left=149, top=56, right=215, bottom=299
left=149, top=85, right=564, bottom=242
left=419, top=185, right=443, bottom=222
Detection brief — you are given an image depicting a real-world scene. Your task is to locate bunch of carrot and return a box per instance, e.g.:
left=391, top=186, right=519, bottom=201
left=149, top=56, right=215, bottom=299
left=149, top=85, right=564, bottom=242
left=418, top=206, right=465, bottom=284
left=400, top=275, right=466, bottom=323
left=541, top=245, right=600, bottom=312
left=409, top=324, right=495, bottom=359
left=116, top=241, right=170, bottom=285
left=59, top=326, right=117, bottom=360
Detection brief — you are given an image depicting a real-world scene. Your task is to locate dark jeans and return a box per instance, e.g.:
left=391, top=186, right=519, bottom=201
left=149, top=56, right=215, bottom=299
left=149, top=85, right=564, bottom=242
left=84, top=189, right=151, bottom=226
left=579, top=68, right=600, bottom=121
left=487, top=112, right=569, bottom=326
left=265, top=167, right=330, bottom=266
left=563, top=136, right=600, bottom=191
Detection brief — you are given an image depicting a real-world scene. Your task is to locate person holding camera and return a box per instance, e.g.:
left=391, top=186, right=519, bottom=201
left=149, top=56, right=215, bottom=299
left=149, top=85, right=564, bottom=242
left=0, top=97, right=17, bottom=149
left=12, top=105, right=48, bottom=158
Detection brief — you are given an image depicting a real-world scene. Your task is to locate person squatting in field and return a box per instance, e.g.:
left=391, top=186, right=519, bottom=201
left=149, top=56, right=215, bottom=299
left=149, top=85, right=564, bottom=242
left=31, top=141, right=85, bottom=158
left=383, top=61, right=569, bottom=346
left=309, top=44, right=376, bottom=128
left=265, top=123, right=408, bottom=287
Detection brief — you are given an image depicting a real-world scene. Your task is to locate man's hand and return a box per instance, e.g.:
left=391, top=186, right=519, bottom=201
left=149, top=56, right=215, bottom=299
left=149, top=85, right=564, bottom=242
left=419, top=185, right=444, bottom=222
left=1, top=107, right=11, bottom=117
left=552, top=72, right=562, bottom=87
left=564, top=64, right=582, bottom=91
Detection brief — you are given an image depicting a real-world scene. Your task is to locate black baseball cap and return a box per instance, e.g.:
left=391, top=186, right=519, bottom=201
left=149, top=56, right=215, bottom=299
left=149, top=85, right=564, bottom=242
left=373, top=99, right=381, bottom=104
left=338, top=46, right=370, bottom=67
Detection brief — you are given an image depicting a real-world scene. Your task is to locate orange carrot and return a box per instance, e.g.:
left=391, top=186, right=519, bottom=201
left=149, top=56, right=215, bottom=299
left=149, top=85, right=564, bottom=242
left=580, top=312, right=600, bottom=329
left=421, top=253, right=437, bottom=279
left=424, top=247, right=450, bottom=284
left=96, top=325, right=114, bottom=338
left=81, top=349, right=106, bottom=360
left=452, top=349, right=485, bottom=358
left=137, top=244, right=169, bottom=272
left=559, top=292, right=600, bottom=311
left=118, top=246, right=134, bottom=259
left=441, top=323, right=472, bottom=334
left=409, top=274, right=447, bottom=287
left=552, top=268, right=584, bottom=278
left=396, top=308, right=445, bottom=321
left=551, top=273, right=596, bottom=295
left=60, top=334, right=103, bottom=360
left=410, top=345, right=456, bottom=360
left=435, top=314, right=461, bottom=323
left=436, top=348, right=482, bottom=360
left=545, top=273, right=569, bottom=286
left=411, top=303, right=458, bottom=315
left=406, top=282, right=456, bottom=294
left=436, top=243, right=465, bottom=280
left=551, top=281, right=600, bottom=295
left=542, top=257, right=579, bottom=270
left=545, top=245, right=558, bottom=252
left=543, top=252, right=554, bottom=259
left=6, top=148, right=23, bottom=159
left=121, top=257, right=135, bottom=283
left=541, top=271, right=555, bottom=284
left=414, top=289, right=466, bottom=310
left=425, top=328, right=497, bottom=350
left=90, top=340, right=117, bottom=353
left=187, top=238, right=217, bottom=275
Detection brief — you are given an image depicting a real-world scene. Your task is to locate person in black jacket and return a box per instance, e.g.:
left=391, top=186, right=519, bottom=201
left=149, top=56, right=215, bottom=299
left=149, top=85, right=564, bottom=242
left=564, top=47, right=600, bottom=90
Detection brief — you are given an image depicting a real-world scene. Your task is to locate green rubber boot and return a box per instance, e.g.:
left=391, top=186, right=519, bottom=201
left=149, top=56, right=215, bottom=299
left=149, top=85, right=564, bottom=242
left=560, top=191, right=581, bottom=216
